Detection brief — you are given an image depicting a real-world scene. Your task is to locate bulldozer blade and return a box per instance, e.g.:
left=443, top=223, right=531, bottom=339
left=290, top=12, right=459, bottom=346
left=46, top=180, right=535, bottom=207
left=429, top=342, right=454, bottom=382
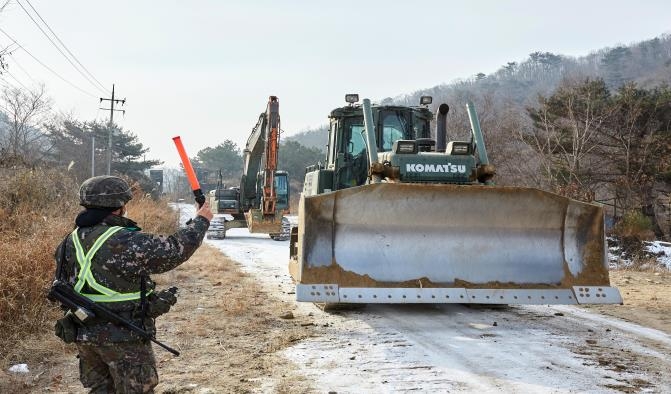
left=290, top=183, right=622, bottom=305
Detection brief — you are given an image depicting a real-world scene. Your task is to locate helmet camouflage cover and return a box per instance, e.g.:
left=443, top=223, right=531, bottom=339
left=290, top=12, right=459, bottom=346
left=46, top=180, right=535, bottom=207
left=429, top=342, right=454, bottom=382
left=79, top=176, right=133, bottom=208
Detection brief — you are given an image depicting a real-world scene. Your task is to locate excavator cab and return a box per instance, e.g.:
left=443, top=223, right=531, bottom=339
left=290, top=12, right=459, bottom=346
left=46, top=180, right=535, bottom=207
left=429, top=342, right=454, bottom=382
left=274, top=171, right=290, bottom=212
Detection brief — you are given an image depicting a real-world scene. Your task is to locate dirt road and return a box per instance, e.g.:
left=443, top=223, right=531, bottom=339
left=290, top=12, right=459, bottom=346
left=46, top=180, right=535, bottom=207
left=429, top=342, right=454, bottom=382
left=211, top=227, right=671, bottom=393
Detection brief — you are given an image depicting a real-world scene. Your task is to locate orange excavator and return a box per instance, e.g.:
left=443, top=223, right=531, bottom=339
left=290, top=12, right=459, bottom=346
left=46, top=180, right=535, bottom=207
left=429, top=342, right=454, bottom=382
left=208, top=96, right=290, bottom=240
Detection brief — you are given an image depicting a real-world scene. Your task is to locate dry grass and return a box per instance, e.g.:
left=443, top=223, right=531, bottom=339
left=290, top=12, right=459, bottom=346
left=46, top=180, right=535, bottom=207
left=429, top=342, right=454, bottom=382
left=0, top=168, right=79, bottom=360
left=0, top=168, right=179, bottom=365
left=4, top=223, right=319, bottom=392
left=125, top=194, right=178, bottom=235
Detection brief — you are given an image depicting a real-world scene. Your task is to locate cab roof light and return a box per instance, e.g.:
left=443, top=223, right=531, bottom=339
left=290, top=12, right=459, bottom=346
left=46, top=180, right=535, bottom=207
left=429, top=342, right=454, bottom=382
left=393, top=140, right=417, bottom=154
left=345, top=94, right=359, bottom=104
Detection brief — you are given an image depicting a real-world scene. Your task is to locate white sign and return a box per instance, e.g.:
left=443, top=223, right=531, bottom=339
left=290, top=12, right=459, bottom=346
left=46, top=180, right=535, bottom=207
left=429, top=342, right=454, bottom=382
left=406, top=163, right=467, bottom=174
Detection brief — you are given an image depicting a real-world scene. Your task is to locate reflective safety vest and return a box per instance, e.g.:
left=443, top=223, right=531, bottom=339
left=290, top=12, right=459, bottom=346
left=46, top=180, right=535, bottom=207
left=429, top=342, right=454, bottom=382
left=71, top=226, right=149, bottom=303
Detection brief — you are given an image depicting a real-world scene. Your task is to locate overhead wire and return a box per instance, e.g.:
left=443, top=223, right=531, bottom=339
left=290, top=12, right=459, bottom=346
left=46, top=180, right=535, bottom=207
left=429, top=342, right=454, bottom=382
left=3, top=69, right=31, bottom=91
left=0, top=69, right=26, bottom=91
left=0, top=27, right=97, bottom=98
left=6, top=53, right=38, bottom=85
left=24, top=0, right=109, bottom=95
left=1, top=41, right=19, bottom=54
left=16, top=0, right=109, bottom=96
left=0, top=79, right=13, bottom=90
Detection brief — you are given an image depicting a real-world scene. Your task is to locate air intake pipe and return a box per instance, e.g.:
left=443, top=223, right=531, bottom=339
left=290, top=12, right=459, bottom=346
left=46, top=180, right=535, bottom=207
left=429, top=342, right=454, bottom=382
left=362, top=98, right=383, bottom=184
left=435, top=103, right=449, bottom=152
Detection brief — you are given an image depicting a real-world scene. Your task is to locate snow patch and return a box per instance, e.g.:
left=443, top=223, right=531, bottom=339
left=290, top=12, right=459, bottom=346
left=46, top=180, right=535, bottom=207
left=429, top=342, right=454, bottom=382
left=644, top=240, right=671, bottom=269
left=8, top=364, right=29, bottom=373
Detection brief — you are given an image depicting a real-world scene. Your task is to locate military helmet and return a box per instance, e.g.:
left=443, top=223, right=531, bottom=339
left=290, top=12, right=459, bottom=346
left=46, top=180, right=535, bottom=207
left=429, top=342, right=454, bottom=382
left=79, top=176, right=133, bottom=208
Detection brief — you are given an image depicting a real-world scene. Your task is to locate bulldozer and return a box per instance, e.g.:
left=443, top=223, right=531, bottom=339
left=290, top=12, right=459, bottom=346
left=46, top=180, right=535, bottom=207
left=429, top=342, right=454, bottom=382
left=207, top=96, right=290, bottom=240
left=288, top=94, right=623, bottom=305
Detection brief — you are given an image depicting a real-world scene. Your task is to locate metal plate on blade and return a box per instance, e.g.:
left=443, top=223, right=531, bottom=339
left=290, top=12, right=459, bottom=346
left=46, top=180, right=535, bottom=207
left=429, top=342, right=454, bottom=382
left=464, top=289, right=577, bottom=305
left=296, top=285, right=622, bottom=305
left=338, top=288, right=469, bottom=303
left=573, top=286, right=623, bottom=305
left=296, top=284, right=340, bottom=303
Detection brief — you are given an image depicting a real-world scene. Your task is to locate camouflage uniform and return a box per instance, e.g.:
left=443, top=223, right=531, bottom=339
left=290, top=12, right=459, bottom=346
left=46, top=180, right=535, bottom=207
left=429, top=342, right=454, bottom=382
left=53, top=176, right=209, bottom=393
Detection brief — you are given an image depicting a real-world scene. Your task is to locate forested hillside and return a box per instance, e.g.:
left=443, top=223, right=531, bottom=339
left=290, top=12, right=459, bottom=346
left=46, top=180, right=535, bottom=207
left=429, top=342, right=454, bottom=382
left=284, top=34, right=671, bottom=238
left=291, top=34, right=671, bottom=149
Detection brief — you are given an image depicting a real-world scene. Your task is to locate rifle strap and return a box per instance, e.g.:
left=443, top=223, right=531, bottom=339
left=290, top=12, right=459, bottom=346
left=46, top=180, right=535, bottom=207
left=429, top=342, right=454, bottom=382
left=140, top=275, right=148, bottom=330
left=55, top=235, right=69, bottom=282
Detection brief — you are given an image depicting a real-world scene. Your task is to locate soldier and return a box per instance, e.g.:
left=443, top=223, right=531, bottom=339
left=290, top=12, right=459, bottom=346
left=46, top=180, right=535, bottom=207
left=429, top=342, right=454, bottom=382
left=52, top=175, right=212, bottom=393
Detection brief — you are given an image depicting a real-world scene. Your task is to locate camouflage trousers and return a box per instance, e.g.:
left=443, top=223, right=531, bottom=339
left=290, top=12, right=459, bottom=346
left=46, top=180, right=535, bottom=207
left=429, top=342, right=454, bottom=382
left=76, top=341, right=158, bottom=394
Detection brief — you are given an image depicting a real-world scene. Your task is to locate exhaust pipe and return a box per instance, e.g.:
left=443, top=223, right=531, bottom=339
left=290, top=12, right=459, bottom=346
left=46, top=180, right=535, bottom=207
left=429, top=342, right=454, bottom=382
left=435, top=103, right=449, bottom=152
left=362, top=98, right=382, bottom=184
left=466, top=101, right=489, bottom=166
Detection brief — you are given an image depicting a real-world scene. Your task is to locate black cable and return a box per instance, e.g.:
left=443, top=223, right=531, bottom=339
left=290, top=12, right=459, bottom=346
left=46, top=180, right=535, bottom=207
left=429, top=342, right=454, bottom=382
left=17, top=0, right=109, bottom=96
left=0, top=27, right=97, bottom=98
left=23, top=0, right=109, bottom=94
left=4, top=69, right=31, bottom=91
left=7, top=53, right=38, bottom=85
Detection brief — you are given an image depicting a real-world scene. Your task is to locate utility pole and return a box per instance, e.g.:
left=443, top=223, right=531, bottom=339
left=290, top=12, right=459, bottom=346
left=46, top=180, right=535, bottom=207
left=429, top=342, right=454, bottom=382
left=99, top=84, right=126, bottom=175
left=91, top=134, right=95, bottom=177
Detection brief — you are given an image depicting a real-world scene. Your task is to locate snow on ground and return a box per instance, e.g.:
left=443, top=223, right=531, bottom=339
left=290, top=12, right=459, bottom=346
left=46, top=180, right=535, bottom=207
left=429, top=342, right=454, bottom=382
left=644, top=241, right=671, bottom=269
left=8, top=364, right=29, bottom=374
left=608, top=237, right=671, bottom=270
left=174, top=204, right=669, bottom=392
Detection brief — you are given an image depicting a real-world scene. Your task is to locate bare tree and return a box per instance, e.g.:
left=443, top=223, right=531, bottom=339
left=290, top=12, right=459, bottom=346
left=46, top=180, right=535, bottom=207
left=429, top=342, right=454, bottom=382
left=0, top=84, right=52, bottom=165
left=523, top=78, right=615, bottom=200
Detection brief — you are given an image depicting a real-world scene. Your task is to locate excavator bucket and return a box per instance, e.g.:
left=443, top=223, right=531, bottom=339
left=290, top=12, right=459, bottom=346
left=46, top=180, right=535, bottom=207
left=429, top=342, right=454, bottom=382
left=290, top=183, right=623, bottom=305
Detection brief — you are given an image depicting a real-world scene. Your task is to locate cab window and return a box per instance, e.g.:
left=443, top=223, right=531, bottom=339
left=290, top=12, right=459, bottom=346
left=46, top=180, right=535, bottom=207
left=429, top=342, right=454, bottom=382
left=380, top=111, right=412, bottom=151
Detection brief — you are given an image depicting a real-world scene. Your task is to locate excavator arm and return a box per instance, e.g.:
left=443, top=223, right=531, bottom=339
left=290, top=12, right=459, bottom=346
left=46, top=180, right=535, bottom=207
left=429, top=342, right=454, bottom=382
left=240, top=96, right=280, bottom=212
left=262, top=96, right=280, bottom=215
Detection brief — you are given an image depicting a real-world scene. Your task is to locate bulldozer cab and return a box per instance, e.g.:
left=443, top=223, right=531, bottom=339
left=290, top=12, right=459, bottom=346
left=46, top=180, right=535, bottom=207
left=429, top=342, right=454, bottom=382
left=329, top=105, right=432, bottom=188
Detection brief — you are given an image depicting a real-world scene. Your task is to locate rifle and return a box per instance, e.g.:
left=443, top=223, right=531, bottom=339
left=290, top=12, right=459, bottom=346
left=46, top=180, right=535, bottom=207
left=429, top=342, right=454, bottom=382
left=48, top=280, right=180, bottom=356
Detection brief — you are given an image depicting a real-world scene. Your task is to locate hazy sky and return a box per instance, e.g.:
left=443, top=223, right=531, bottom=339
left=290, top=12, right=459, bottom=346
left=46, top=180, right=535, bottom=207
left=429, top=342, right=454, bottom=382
left=1, top=0, right=670, bottom=167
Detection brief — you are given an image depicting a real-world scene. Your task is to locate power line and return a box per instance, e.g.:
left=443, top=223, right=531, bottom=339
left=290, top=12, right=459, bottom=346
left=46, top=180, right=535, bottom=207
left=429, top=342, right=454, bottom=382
left=1, top=41, right=19, bottom=54
left=16, top=0, right=109, bottom=96
left=3, top=69, right=31, bottom=91
left=22, top=0, right=109, bottom=94
left=7, top=53, right=38, bottom=85
left=0, top=79, right=13, bottom=90
left=0, top=71, right=28, bottom=91
left=0, top=27, right=97, bottom=98
left=99, top=83, right=126, bottom=175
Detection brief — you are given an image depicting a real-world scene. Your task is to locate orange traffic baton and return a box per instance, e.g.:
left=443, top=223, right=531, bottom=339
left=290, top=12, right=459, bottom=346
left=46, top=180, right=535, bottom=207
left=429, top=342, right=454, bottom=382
left=172, top=136, right=206, bottom=207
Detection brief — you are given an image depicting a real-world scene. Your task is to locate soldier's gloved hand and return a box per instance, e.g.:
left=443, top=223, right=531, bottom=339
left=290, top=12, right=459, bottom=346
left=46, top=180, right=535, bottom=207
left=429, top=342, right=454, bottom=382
left=197, top=201, right=213, bottom=222
left=148, top=288, right=178, bottom=318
